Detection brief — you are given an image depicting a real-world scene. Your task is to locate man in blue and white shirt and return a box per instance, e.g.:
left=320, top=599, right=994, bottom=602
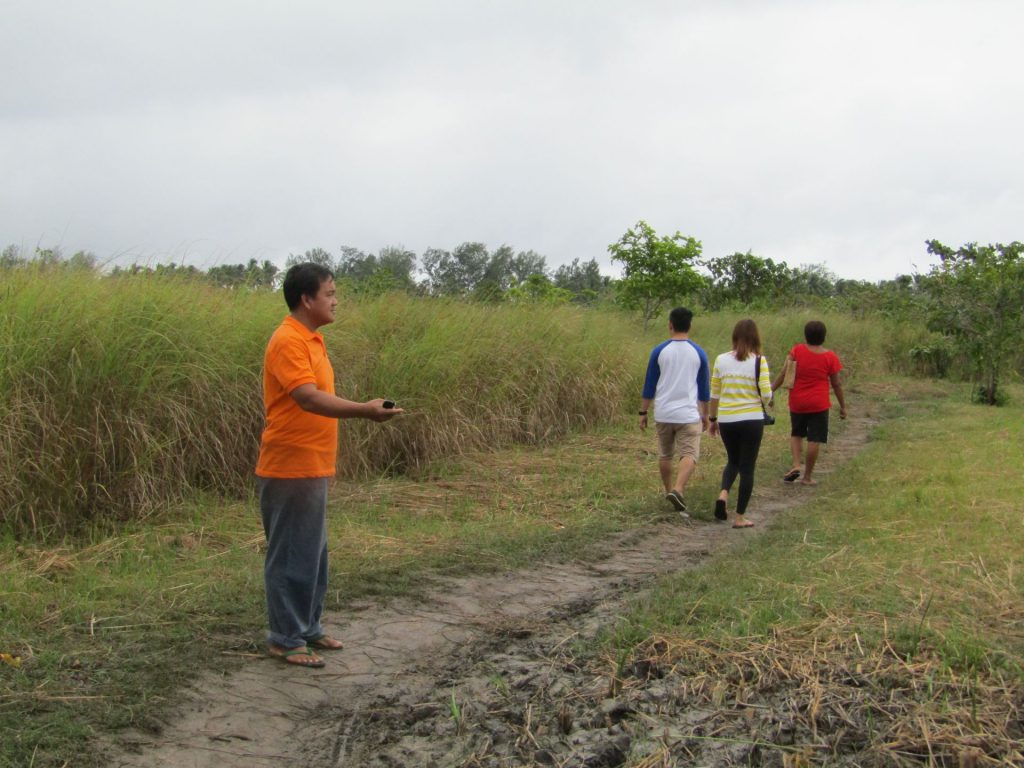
left=639, top=307, right=711, bottom=517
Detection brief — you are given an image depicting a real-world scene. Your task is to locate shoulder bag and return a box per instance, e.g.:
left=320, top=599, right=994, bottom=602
left=782, top=358, right=797, bottom=389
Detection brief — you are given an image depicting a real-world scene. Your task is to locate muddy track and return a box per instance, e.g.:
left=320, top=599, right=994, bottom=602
left=111, top=413, right=873, bottom=767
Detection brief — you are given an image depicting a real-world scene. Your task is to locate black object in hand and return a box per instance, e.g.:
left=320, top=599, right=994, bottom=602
left=382, top=400, right=395, bottom=409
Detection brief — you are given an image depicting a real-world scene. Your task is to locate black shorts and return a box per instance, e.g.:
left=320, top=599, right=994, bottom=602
left=790, top=409, right=830, bottom=443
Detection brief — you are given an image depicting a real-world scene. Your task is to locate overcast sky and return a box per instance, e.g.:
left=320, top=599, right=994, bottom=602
left=3, top=1, right=1021, bottom=281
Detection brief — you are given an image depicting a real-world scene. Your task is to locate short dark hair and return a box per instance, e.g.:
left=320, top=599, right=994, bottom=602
left=668, top=307, right=693, bottom=333
left=283, top=263, right=334, bottom=310
left=804, top=320, right=827, bottom=346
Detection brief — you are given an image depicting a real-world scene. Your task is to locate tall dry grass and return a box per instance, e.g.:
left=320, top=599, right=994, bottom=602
left=0, top=267, right=645, bottom=537
left=334, top=294, right=640, bottom=474
left=0, top=266, right=932, bottom=538
left=0, top=267, right=273, bottom=536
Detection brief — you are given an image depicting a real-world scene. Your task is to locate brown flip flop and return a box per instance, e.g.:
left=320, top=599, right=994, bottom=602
left=267, top=645, right=325, bottom=668
left=307, top=635, right=344, bottom=651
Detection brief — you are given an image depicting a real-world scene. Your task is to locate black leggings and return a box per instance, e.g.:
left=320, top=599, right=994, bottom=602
left=719, top=420, right=765, bottom=516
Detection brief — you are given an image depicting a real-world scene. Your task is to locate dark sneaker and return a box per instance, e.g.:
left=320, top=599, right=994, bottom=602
left=714, top=499, right=727, bottom=521
left=666, top=490, right=689, bottom=517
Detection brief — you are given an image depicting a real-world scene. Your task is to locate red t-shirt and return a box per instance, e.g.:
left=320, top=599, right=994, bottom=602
left=787, top=344, right=842, bottom=413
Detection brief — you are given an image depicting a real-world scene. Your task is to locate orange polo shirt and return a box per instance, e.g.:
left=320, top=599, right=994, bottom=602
left=255, top=315, right=338, bottom=478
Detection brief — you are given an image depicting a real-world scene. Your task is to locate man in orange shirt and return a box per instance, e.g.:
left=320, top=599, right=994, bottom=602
left=256, top=262, right=402, bottom=668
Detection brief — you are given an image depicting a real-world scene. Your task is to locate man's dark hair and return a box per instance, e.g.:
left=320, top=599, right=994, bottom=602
left=668, top=307, right=693, bottom=333
left=804, top=320, right=827, bottom=346
left=283, top=263, right=334, bottom=310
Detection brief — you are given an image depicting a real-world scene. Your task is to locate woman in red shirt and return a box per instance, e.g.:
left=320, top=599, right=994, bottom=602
left=772, top=320, right=847, bottom=485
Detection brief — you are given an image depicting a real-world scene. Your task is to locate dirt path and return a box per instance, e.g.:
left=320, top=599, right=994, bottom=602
left=111, top=414, right=873, bottom=767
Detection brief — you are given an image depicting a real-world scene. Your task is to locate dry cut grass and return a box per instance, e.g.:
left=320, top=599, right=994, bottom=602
left=619, top=623, right=1023, bottom=766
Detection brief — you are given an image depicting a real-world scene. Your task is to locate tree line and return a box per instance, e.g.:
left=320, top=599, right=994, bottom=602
left=0, top=232, right=928, bottom=314
left=4, top=224, right=1021, bottom=405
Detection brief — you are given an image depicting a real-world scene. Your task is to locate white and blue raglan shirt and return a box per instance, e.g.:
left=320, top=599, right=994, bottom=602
left=642, top=339, right=711, bottom=424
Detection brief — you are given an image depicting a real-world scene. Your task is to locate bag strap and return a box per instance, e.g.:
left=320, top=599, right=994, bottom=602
left=754, top=355, right=769, bottom=417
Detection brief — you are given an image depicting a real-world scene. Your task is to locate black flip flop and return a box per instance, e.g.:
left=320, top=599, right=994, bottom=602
left=782, top=469, right=801, bottom=483
left=714, top=499, right=727, bottom=521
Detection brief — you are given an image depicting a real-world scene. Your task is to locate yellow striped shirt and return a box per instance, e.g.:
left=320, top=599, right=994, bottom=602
left=710, top=351, right=771, bottom=423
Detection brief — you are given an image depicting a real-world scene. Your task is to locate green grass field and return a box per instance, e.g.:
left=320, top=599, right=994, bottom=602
left=613, top=379, right=1024, bottom=673
left=602, top=379, right=1024, bottom=763
left=3, top=379, right=1021, bottom=765
left=1, top=268, right=1016, bottom=765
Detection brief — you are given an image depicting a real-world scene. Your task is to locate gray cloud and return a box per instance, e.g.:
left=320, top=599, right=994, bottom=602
left=2, top=0, right=1021, bottom=280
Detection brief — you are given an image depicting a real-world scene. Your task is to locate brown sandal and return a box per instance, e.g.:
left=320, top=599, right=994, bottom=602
left=268, top=645, right=325, bottom=668
left=307, top=634, right=344, bottom=651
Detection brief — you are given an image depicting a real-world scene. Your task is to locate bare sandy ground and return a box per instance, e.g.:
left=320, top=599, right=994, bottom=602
left=110, top=414, right=872, bottom=767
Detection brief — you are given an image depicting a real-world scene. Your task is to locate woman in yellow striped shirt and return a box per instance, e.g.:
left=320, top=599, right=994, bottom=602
left=708, top=319, right=772, bottom=528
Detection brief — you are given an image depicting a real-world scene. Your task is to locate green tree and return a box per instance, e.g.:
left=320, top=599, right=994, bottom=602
left=483, top=245, right=515, bottom=291
left=701, top=251, right=790, bottom=309
left=110, top=262, right=201, bottom=279
left=505, top=273, right=572, bottom=305
left=375, top=246, right=417, bottom=291
left=286, top=247, right=335, bottom=271
left=786, top=263, right=836, bottom=300
left=155, top=263, right=202, bottom=279
left=508, top=249, right=547, bottom=287
left=335, top=246, right=375, bottom=281
left=482, top=247, right=547, bottom=293
left=922, top=239, right=1024, bottom=405
left=470, top=278, right=505, bottom=303
left=66, top=250, right=98, bottom=271
left=1, top=245, right=24, bottom=268
left=34, top=246, right=63, bottom=266
left=553, top=257, right=609, bottom=304
left=608, top=221, right=704, bottom=329
left=352, top=269, right=400, bottom=297
left=204, top=259, right=276, bottom=289
left=206, top=263, right=245, bottom=286
left=333, top=246, right=402, bottom=295
left=422, top=242, right=490, bottom=296
left=831, top=275, right=927, bottom=320
left=245, top=259, right=279, bottom=288
left=420, top=243, right=554, bottom=297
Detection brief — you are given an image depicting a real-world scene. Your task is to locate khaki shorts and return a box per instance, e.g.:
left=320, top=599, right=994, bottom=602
left=655, top=421, right=702, bottom=462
